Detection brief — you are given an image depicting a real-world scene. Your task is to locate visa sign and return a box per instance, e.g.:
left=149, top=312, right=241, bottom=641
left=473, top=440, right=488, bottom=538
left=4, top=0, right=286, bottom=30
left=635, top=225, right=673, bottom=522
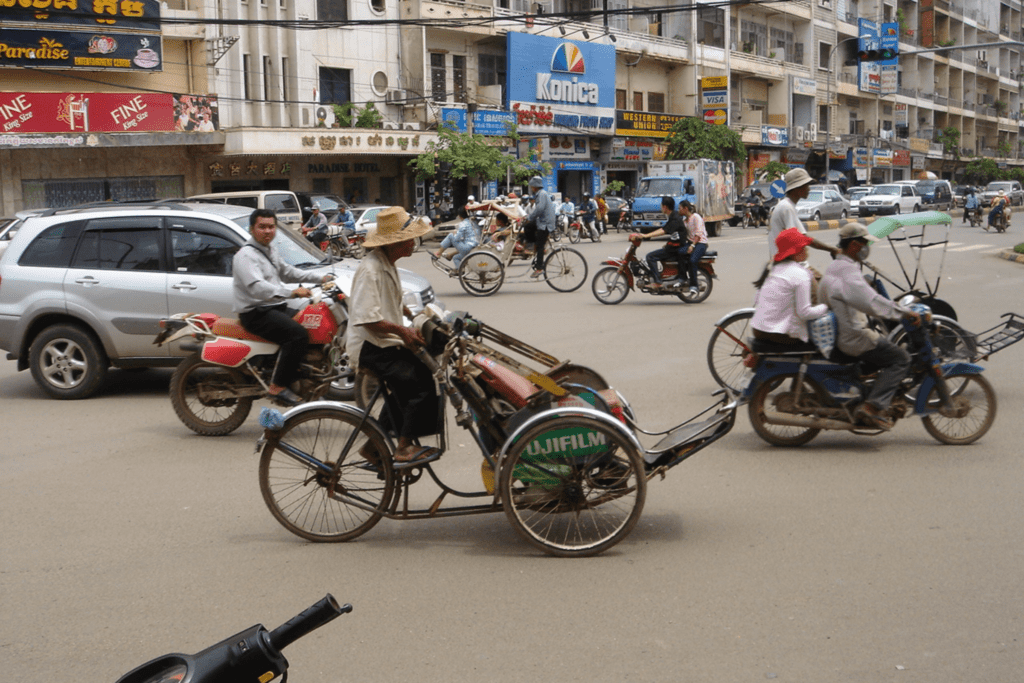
left=702, top=90, right=728, bottom=107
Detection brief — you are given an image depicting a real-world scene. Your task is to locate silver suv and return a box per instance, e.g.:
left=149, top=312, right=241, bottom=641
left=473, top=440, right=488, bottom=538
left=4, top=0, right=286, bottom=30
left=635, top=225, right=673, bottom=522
left=0, top=202, right=438, bottom=399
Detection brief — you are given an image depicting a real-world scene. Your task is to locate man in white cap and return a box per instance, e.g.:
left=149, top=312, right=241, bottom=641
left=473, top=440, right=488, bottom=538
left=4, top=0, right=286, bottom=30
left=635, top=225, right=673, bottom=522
left=768, top=168, right=840, bottom=262
left=348, top=206, right=441, bottom=467
left=819, top=223, right=920, bottom=430
left=524, top=176, right=555, bottom=278
left=301, top=203, right=329, bottom=244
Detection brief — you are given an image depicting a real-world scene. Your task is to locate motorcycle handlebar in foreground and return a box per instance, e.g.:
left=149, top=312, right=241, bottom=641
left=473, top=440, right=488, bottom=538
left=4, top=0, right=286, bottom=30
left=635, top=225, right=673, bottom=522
left=116, top=595, right=351, bottom=683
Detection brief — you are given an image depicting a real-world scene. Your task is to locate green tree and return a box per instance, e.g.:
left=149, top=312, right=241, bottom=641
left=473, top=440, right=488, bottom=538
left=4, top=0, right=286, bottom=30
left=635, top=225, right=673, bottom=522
left=937, top=126, right=961, bottom=160
left=408, top=122, right=551, bottom=185
left=604, top=180, right=626, bottom=195
left=665, top=117, right=747, bottom=165
left=758, top=161, right=790, bottom=181
left=963, top=157, right=1000, bottom=184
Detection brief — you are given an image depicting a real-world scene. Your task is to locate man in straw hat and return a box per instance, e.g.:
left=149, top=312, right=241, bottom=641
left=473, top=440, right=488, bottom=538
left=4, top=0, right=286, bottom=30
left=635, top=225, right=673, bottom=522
left=524, top=175, right=556, bottom=278
left=819, top=223, right=920, bottom=430
left=768, top=168, right=841, bottom=262
left=348, top=206, right=441, bottom=467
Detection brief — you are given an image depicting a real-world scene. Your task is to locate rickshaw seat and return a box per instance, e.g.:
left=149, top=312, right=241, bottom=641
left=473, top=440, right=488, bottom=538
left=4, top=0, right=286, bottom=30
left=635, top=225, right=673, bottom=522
left=471, top=354, right=537, bottom=409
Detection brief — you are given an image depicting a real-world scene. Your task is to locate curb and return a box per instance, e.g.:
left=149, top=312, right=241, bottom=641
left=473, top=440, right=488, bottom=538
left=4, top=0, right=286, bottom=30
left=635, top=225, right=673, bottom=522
left=997, top=248, right=1024, bottom=264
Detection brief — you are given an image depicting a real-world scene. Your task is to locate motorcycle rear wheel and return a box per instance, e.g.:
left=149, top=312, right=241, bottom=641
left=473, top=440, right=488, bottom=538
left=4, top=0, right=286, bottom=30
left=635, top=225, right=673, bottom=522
left=921, top=374, right=997, bottom=445
left=591, top=266, right=630, bottom=305
left=259, top=408, right=396, bottom=542
left=748, top=373, right=825, bottom=447
left=677, top=268, right=713, bottom=304
left=170, top=353, right=255, bottom=436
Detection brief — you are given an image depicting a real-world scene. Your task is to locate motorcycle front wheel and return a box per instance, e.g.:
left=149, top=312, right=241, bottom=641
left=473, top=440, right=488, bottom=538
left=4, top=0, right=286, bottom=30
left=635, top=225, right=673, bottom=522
left=591, top=266, right=630, bottom=305
left=170, top=353, right=255, bottom=436
left=259, top=408, right=396, bottom=542
left=921, top=374, right=997, bottom=445
left=748, top=373, right=825, bottom=447
left=568, top=224, right=582, bottom=244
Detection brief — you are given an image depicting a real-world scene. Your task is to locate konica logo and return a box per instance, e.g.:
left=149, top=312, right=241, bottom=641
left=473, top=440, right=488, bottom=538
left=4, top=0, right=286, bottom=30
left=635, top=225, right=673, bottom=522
left=537, top=43, right=599, bottom=104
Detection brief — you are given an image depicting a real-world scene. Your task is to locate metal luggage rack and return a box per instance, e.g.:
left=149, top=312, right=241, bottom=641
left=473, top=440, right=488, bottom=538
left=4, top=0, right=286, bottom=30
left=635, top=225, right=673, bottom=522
left=969, top=312, right=1024, bottom=360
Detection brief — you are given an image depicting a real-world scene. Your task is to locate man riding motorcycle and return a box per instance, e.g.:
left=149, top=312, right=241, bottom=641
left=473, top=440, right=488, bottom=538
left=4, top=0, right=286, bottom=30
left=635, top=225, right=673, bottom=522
left=639, top=196, right=687, bottom=290
left=963, top=188, right=980, bottom=225
left=988, top=190, right=1011, bottom=229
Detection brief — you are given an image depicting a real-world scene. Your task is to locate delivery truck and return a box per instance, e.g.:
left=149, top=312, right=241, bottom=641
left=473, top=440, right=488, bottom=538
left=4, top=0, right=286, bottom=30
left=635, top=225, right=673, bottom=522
left=632, top=159, right=736, bottom=237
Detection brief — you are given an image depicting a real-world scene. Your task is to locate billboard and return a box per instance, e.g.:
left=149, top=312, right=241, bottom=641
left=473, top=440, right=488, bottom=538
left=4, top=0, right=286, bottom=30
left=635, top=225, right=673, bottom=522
left=0, top=28, right=162, bottom=71
left=0, top=92, right=217, bottom=134
left=858, top=19, right=898, bottom=95
left=0, top=0, right=161, bottom=30
left=506, top=32, right=616, bottom=135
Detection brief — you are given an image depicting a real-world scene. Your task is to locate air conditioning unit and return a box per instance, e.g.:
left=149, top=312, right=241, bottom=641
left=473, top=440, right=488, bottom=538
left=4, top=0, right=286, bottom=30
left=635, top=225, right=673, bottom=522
left=382, top=122, right=400, bottom=130
left=385, top=89, right=408, bottom=105
left=313, top=105, right=335, bottom=127
left=403, top=123, right=419, bottom=130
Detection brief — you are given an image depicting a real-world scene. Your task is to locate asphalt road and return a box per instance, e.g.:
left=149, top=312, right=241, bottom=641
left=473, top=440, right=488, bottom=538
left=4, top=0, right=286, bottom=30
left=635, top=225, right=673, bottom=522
left=1, top=215, right=1022, bottom=683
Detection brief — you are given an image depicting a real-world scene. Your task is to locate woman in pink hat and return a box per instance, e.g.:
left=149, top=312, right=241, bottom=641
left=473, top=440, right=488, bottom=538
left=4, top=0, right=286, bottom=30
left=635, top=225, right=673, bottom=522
left=751, top=228, right=830, bottom=347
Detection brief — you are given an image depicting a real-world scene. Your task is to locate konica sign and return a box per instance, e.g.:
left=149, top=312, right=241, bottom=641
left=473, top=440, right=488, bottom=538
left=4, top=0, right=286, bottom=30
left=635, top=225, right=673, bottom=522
left=506, top=32, right=616, bottom=135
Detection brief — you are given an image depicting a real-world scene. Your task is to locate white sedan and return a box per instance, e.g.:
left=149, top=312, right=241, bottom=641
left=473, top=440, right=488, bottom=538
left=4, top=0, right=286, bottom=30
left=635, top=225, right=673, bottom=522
left=858, top=184, right=922, bottom=217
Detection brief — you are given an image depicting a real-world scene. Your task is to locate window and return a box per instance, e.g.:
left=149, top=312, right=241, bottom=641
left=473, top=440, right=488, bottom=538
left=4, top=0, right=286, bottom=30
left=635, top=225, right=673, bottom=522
left=479, top=53, right=506, bottom=91
left=370, top=0, right=385, bottom=11
left=770, top=27, right=795, bottom=62
left=696, top=6, right=725, bottom=48
left=263, top=55, right=272, bottom=101
left=317, top=0, right=347, bottom=21
left=319, top=67, right=351, bottom=104
left=740, top=20, right=767, bottom=55
left=616, top=89, right=626, bottom=110
left=169, top=221, right=239, bottom=276
left=242, top=54, right=251, bottom=100
left=648, top=92, right=665, bottom=112
left=19, top=221, right=86, bottom=268
left=74, top=220, right=162, bottom=272
left=266, top=193, right=299, bottom=212
left=633, top=91, right=643, bottom=110
left=430, top=53, right=446, bottom=103
left=819, top=41, right=830, bottom=70
left=281, top=57, right=288, bottom=101
left=819, top=104, right=829, bottom=131
left=453, top=55, right=466, bottom=103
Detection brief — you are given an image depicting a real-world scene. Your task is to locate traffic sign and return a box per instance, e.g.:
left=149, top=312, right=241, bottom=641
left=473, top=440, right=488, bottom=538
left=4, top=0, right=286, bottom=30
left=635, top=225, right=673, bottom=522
left=770, top=179, right=787, bottom=199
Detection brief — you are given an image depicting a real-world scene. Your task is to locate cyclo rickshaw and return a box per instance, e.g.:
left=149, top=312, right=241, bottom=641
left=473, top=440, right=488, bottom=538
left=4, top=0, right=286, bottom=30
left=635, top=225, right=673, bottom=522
left=256, top=305, right=738, bottom=557
left=429, top=200, right=589, bottom=297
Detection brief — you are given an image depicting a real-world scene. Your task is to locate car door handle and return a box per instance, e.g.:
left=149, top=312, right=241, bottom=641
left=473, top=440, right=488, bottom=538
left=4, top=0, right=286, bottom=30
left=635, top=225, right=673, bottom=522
left=74, top=276, right=99, bottom=286
left=171, top=281, right=198, bottom=291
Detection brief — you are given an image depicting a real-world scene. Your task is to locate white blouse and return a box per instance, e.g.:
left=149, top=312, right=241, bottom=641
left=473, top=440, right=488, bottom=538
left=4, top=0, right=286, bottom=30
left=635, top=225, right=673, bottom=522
left=752, top=260, right=829, bottom=342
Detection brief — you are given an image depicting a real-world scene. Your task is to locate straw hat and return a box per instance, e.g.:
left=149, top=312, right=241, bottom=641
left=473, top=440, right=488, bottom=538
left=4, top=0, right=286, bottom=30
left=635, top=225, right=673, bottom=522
left=363, top=207, right=432, bottom=248
left=783, top=168, right=813, bottom=192
left=773, top=228, right=814, bottom=262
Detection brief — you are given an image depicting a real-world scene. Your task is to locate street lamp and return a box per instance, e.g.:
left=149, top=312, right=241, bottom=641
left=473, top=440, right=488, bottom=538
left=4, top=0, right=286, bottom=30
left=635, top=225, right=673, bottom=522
left=826, top=35, right=871, bottom=184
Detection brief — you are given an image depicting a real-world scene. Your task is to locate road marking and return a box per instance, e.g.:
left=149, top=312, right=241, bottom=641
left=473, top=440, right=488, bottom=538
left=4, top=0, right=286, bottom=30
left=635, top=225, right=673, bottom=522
left=949, top=244, right=991, bottom=252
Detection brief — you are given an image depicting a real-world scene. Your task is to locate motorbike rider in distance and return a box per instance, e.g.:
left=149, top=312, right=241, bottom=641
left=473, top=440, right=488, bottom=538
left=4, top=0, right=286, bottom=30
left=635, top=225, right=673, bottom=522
left=233, top=209, right=333, bottom=406
left=301, top=203, right=329, bottom=244
left=988, top=189, right=1011, bottom=229
left=963, top=188, right=980, bottom=225
left=819, top=223, right=920, bottom=431
left=581, top=193, right=600, bottom=241
left=638, top=196, right=687, bottom=290
left=749, top=189, right=769, bottom=225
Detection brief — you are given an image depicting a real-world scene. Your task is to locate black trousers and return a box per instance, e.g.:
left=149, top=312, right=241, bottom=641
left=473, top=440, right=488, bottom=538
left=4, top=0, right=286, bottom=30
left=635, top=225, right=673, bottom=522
left=238, top=303, right=308, bottom=388
left=359, top=343, right=440, bottom=439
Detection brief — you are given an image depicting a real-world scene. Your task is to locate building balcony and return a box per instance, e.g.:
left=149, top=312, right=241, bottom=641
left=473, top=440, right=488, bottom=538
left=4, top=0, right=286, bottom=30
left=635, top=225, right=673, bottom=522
left=729, top=50, right=800, bottom=80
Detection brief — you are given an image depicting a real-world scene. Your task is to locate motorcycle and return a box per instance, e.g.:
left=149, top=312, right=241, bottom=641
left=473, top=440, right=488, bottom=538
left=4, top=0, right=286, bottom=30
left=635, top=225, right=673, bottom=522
left=153, top=281, right=353, bottom=436
left=741, top=201, right=768, bottom=229
left=987, top=204, right=1010, bottom=233
left=116, top=595, right=350, bottom=683
left=323, top=228, right=366, bottom=260
left=742, top=303, right=997, bottom=447
left=567, top=211, right=600, bottom=243
left=964, top=204, right=983, bottom=228
left=614, top=203, right=633, bottom=233
left=591, top=233, right=716, bottom=304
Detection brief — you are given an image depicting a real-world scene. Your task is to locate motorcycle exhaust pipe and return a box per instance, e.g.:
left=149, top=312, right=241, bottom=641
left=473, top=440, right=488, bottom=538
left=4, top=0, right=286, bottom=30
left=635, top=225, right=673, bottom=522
left=764, top=413, right=854, bottom=431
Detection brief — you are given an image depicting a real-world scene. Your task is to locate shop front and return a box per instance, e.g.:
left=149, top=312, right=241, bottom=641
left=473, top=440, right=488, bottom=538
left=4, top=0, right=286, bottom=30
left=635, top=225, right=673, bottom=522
left=201, top=128, right=440, bottom=209
left=611, top=111, right=682, bottom=194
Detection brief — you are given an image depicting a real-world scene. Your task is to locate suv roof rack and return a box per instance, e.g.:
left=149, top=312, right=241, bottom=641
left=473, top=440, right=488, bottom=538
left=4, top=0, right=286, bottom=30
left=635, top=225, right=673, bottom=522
left=36, top=201, right=196, bottom=217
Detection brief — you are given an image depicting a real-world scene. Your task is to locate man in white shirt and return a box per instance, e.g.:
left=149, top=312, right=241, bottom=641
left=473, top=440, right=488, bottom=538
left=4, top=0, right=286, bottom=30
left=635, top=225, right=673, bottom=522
left=820, top=223, right=920, bottom=430
left=768, top=168, right=840, bottom=262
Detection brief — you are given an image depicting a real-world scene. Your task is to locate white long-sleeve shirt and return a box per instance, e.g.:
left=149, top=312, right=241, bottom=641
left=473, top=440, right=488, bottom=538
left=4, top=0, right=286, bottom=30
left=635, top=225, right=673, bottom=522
left=232, top=238, right=311, bottom=313
left=820, top=254, right=912, bottom=355
left=752, top=260, right=829, bottom=342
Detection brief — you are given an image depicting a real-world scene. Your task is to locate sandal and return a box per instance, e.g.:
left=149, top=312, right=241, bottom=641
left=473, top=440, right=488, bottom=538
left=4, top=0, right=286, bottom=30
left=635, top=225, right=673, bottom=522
left=854, top=404, right=893, bottom=431
left=393, top=446, right=442, bottom=470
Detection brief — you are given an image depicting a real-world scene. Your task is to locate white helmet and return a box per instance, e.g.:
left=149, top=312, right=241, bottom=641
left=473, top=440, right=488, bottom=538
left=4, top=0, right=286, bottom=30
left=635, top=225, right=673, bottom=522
left=467, top=195, right=476, bottom=202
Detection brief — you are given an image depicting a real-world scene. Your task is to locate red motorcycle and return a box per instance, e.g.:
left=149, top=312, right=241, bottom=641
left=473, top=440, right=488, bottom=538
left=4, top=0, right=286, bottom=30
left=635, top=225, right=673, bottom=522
left=591, top=233, right=716, bottom=304
left=153, top=282, right=352, bottom=436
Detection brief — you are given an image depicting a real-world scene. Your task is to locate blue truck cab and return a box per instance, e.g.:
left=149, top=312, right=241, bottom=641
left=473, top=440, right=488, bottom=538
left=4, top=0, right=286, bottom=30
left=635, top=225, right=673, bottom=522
left=631, top=159, right=736, bottom=237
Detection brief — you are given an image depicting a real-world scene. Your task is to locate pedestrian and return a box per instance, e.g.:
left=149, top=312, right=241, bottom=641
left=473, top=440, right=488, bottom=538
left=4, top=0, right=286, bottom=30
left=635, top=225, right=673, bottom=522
left=768, top=168, right=840, bottom=262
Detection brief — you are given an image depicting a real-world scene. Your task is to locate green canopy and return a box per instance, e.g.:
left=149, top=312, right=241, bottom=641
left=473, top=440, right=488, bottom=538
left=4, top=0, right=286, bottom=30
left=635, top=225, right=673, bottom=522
left=867, top=211, right=952, bottom=238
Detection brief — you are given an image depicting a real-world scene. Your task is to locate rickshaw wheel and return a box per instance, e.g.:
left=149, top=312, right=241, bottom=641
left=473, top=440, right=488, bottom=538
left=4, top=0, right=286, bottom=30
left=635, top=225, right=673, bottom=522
left=458, top=250, right=504, bottom=297
left=259, top=408, right=396, bottom=542
left=499, top=414, right=646, bottom=557
left=544, top=247, right=588, bottom=292
left=707, top=309, right=755, bottom=394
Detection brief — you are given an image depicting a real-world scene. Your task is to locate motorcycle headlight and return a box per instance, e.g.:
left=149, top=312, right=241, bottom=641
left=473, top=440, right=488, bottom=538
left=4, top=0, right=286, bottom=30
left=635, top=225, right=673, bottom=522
left=907, top=302, right=933, bottom=323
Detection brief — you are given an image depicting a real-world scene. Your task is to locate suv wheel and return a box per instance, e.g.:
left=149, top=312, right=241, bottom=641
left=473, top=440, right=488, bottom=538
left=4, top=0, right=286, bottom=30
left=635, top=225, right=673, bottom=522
left=29, top=324, right=108, bottom=399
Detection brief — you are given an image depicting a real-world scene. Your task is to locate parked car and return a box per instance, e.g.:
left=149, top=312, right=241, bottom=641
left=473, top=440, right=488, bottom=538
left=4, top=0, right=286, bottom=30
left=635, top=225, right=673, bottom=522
left=914, top=179, right=954, bottom=211
left=952, top=184, right=975, bottom=208
left=603, top=196, right=630, bottom=226
left=0, top=202, right=438, bottom=400
left=0, top=217, right=19, bottom=260
left=980, top=180, right=1024, bottom=206
left=845, top=186, right=873, bottom=215
left=796, top=188, right=850, bottom=222
left=731, top=182, right=778, bottom=225
left=187, top=190, right=304, bottom=230
left=348, top=204, right=389, bottom=235
left=858, top=184, right=922, bottom=217
left=809, top=183, right=843, bottom=196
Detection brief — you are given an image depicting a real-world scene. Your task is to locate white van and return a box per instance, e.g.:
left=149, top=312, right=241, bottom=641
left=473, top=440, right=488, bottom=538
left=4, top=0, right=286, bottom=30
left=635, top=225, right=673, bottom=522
left=187, top=190, right=303, bottom=229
